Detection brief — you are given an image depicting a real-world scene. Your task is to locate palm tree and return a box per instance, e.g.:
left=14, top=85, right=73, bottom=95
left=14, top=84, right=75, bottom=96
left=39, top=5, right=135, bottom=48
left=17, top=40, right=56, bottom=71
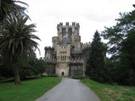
left=0, top=0, right=27, bottom=21
left=0, top=14, right=40, bottom=84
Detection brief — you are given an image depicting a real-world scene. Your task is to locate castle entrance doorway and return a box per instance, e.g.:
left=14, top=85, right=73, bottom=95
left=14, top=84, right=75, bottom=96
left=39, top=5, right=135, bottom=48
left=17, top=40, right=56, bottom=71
left=61, top=72, right=64, bottom=76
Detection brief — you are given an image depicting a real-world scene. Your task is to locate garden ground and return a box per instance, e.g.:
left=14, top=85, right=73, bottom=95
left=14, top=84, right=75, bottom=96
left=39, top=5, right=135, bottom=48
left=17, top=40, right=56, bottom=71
left=0, top=77, right=60, bottom=101
left=82, top=79, right=135, bottom=101
left=0, top=77, right=135, bottom=101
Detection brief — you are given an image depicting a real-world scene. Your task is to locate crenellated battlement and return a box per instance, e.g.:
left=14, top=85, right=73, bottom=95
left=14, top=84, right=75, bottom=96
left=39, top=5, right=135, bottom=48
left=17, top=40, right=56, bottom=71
left=57, top=22, right=80, bottom=34
left=57, top=22, right=79, bottom=28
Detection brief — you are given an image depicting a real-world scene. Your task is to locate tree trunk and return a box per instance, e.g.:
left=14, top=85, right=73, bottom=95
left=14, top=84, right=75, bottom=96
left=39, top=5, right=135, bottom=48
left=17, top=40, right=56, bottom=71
left=14, top=66, right=21, bottom=85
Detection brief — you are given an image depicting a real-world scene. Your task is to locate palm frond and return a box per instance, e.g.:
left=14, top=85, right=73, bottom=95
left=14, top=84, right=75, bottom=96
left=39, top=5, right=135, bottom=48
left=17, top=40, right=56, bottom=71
left=0, top=14, right=40, bottom=63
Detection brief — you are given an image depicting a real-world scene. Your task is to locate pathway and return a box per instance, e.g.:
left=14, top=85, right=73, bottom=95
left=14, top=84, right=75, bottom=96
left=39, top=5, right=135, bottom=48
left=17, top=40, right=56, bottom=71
left=36, top=78, right=100, bottom=101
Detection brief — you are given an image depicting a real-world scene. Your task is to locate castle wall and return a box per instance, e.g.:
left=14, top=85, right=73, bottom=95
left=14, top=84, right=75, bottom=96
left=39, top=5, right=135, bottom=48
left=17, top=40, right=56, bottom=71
left=45, top=22, right=89, bottom=77
left=55, top=45, right=71, bottom=76
left=56, top=63, right=69, bottom=76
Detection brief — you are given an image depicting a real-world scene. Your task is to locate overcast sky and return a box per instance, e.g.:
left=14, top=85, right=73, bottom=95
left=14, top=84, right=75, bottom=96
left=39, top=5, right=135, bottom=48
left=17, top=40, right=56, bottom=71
left=23, top=0, right=134, bottom=57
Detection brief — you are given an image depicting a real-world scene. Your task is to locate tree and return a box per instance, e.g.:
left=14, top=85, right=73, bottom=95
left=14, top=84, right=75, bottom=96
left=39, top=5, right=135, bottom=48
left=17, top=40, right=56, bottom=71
left=0, top=14, right=40, bottom=84
left=0, top=0, right=28, bottom=53
left=86, top=31, right=105, bottom=82
left=102, top=5, right=135, bottom=61
left=101, top=5, right=135, bottom=85
left=118, top=29, right=135, bottom=85
left=19, top=56, right=46, bottom=79
left=0, top=0, right=27, bottom=21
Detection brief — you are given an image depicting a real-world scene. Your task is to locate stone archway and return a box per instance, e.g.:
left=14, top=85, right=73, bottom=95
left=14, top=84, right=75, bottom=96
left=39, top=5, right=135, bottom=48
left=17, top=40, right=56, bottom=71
left=61, top=72, right=64, bottom=76
left=56, top=63, right=69, bottom=76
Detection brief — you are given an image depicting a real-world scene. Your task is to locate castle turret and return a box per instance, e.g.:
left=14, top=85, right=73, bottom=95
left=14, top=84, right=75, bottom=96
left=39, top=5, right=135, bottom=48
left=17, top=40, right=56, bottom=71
left=56, top=22, right=80, bottom=45
left=44, top=47, right=56, bottom=63
left=52, top=36, right=58, bottom=50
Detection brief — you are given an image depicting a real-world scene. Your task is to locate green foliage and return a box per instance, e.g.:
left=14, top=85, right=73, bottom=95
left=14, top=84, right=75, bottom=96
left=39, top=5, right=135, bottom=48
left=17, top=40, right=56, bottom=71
left=1, top=14, right=40, bottom=61
left=102, top=9, right=135, bottom=59
left=0, top=13, right=40, bottom=84
left=0, top=0, right=27, bottom=21
left=27, top=57, right=47, bottom=75
left=118, top=29, right=135, bottom=85
left=102, top=6, right=135, bottom=57
left=0, top=66, right=14, bottom=79
left=101, top=5, right=135, bottom=85
left=86, top=31, right=106, bottom=82
left=0, top=55, right=47, bottom=80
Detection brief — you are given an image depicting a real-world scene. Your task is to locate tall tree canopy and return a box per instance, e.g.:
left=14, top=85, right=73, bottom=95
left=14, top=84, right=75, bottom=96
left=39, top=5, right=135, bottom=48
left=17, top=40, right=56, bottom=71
left=102, top=5, right=135, bottom=85
left=118, top=29, right=135, bottom=85
left=0, top=14, right=40, bottom=84
left=102, top=6, right=135, bottom=60
left=0, top=0, right=27, bottom=21
left=86, top=31, right=105, bottom=82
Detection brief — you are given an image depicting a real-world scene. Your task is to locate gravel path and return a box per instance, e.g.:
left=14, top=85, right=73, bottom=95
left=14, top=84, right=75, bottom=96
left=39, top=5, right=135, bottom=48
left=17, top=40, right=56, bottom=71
left=36, top=78, right=100, bottom=101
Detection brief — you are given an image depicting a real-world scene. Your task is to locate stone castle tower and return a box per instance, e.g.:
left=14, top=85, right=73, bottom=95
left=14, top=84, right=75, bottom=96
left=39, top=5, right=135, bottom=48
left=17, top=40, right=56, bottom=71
left=45, top=22, right=90, bottom=77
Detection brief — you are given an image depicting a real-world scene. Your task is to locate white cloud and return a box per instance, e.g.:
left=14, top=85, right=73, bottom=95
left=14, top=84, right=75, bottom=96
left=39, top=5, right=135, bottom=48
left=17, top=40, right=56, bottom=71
left=23, top=0, right=134, bottom=57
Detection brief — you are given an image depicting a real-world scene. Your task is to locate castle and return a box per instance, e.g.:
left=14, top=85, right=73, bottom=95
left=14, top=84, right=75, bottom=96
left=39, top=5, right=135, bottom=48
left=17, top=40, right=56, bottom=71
left=45, top=22, right=90, bottom=77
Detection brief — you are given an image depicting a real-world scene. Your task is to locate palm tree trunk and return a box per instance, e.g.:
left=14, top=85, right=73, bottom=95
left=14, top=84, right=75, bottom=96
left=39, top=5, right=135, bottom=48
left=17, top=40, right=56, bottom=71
left=14, top=66, right=21, bottom=85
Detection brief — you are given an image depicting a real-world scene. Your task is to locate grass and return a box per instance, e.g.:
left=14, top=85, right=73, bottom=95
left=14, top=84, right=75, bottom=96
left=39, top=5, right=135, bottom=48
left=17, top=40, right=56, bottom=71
left=0, top=77, right=61, bottom=101
left=82, top=79, right=135, bottom=101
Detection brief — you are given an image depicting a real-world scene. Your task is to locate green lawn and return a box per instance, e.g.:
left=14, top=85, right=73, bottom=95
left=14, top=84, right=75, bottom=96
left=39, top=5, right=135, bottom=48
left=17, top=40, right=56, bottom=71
left=82, top=79, right=135, bottom=101
left=0, top=77, right=61, bottom=101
